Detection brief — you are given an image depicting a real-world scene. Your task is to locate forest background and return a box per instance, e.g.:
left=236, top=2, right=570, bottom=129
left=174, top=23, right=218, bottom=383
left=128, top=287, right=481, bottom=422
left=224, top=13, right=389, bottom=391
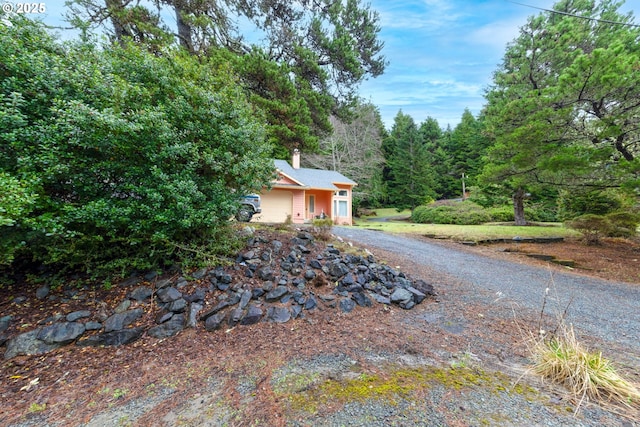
left=1, top=0, right=639, bottom=279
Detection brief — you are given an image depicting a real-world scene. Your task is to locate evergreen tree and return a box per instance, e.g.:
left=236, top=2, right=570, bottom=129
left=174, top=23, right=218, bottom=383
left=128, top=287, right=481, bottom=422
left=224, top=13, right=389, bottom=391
left=66, top=0, right=388, bottom=155
left=481, top=0, right=640, bottom=224
left=383, top=111, right=436, bottom=210
left=447, top=109, right=490, bottom=195
left=418, top=116, right=456, bottom=199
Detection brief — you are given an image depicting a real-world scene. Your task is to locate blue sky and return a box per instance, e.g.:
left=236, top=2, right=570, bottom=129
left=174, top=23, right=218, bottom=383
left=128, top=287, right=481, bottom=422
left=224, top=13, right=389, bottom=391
left=32, top=0, right=640, bottom=129
left=360, top=0, right=640, bottom=129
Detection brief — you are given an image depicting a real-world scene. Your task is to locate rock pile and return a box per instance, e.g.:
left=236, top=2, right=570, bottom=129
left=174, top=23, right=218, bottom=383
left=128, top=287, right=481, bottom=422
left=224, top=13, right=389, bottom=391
left=3, top=229, right=435, bottom=360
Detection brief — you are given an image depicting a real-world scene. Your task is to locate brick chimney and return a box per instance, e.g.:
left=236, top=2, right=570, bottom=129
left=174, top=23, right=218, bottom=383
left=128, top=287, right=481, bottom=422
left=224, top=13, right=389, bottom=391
left=292, top=148, right=300, bottom=169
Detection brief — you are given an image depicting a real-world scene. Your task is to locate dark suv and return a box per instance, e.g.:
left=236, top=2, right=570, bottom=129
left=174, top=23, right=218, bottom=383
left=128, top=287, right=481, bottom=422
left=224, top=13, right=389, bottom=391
left=236, top=194, right=261, bottom=222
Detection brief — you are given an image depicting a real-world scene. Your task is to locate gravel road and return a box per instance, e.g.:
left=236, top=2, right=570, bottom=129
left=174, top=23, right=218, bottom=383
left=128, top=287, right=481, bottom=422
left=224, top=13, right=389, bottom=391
left=333, top=227, right=640, bottom=366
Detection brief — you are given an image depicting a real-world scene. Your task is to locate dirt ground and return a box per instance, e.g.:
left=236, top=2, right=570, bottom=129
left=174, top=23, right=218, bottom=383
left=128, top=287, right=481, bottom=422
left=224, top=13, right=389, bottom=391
left=1, top=231, right=638, bottom=426
left=455, top=236, right=640, bottom=285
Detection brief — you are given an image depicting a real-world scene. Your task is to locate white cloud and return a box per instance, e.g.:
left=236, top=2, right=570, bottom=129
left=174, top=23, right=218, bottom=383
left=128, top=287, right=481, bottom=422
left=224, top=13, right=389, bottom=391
left=468, top=18, right=524, bottom=52
left=363, top=0, right=541, bottom=128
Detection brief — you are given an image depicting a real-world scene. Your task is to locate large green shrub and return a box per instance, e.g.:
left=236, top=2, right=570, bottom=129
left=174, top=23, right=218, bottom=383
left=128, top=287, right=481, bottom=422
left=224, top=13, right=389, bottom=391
left=525, top=204, right=560, bottom=223
left=557, top=189, right=623, bottom=220
left=565, top=214, right=612, bottom=245
left=411, top=201, right=492, bottom=225
left=411, top=199, right=562, bottom=225
left=566, top=211, right=639, bottom=244
left=486, top=205, right=514, bottom=222
left=0, top=173, right=37, bottom=264
left=0, top=17, right=274, bottom=276
left=470, top=181, right=561, bottom=223
left=605, top=211, right=640, bottom=238
left=0, top=173, right=36, bottom=228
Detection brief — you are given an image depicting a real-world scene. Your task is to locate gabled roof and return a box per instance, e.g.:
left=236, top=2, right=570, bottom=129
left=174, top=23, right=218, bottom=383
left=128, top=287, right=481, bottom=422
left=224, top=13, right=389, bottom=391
left=274, top=159, right=356, bottom=191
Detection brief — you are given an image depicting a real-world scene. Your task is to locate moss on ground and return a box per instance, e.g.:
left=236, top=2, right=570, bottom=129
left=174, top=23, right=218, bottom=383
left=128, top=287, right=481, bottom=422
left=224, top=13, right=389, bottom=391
left=274, top=364, right=540, bottom=417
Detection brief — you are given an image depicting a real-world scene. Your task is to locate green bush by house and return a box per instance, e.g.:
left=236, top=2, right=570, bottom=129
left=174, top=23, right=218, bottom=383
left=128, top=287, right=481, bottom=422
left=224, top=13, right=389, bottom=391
left=0, top=17, right=273, bottom=277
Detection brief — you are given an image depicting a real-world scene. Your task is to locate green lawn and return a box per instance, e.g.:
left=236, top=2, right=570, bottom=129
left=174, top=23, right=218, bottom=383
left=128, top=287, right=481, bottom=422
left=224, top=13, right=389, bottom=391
left=354, top=209, right=579, bottom=241
left=361, top=208, right=412, bottom=218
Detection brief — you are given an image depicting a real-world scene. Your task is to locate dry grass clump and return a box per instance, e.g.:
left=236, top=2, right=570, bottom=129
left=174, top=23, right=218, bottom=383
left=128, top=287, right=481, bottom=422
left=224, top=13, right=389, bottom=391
left=516, top=278, right=640, bottom=419
left=530, top=323, right=640, bottom=414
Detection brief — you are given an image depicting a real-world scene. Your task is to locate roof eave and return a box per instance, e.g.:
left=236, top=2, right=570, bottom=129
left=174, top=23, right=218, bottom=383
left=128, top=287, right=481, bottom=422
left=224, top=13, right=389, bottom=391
left=275, top=169, right=306, bottom=187
left=271, top=183, right=310, bottom=190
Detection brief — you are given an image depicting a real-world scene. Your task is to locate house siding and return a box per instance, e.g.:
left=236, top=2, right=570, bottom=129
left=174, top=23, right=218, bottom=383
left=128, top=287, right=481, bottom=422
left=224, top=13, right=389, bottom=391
left=274, top=175, right=299, bottom=186
left=305, top=190, right=331, bottom=221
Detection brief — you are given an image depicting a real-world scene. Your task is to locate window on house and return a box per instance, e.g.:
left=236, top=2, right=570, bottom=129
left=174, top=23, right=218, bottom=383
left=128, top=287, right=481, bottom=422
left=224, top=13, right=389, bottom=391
left=337, top=200, right=348, bottom=217
left=308, top=195, right=315, bottom=214
left=337, top=190, right=348, bottom=197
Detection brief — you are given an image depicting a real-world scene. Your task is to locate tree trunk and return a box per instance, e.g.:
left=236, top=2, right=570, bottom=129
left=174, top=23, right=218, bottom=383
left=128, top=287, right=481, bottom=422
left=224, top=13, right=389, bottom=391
left=105, top=0, right=131, bottom=45
left=174, top=2, right=194, bottom=53
left=513, top=187, right=526, bottom=226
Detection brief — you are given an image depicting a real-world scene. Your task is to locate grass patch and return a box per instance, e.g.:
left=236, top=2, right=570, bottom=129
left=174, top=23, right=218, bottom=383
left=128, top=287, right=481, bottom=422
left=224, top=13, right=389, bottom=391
left=355, top=221, right=579, bottom=241
left=272, top=371, right=321, bottom=395
left=354, top=207, right=578, bottom=241
left=529, top=323, right=640, bottom=414
left=358, top=208, right=411, bottom=219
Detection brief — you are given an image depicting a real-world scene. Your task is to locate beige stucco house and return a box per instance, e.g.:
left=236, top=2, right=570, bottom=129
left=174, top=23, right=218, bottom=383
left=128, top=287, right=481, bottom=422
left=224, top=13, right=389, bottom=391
left=254, top=150, right=357, bottom=225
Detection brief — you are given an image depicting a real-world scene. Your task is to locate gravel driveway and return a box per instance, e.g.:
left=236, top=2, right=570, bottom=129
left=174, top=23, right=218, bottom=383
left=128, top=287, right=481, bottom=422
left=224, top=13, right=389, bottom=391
left=333, top=227, right=640, bottom=366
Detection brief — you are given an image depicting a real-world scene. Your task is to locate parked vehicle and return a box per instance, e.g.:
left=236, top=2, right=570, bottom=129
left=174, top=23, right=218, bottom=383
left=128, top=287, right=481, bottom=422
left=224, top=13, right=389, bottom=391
left=236, top=194, right=261, bottom=222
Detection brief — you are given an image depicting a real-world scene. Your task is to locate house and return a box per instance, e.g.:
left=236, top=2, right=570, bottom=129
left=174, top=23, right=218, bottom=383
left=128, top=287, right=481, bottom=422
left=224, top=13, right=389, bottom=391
left=254, top=149, right=357, bottom=225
